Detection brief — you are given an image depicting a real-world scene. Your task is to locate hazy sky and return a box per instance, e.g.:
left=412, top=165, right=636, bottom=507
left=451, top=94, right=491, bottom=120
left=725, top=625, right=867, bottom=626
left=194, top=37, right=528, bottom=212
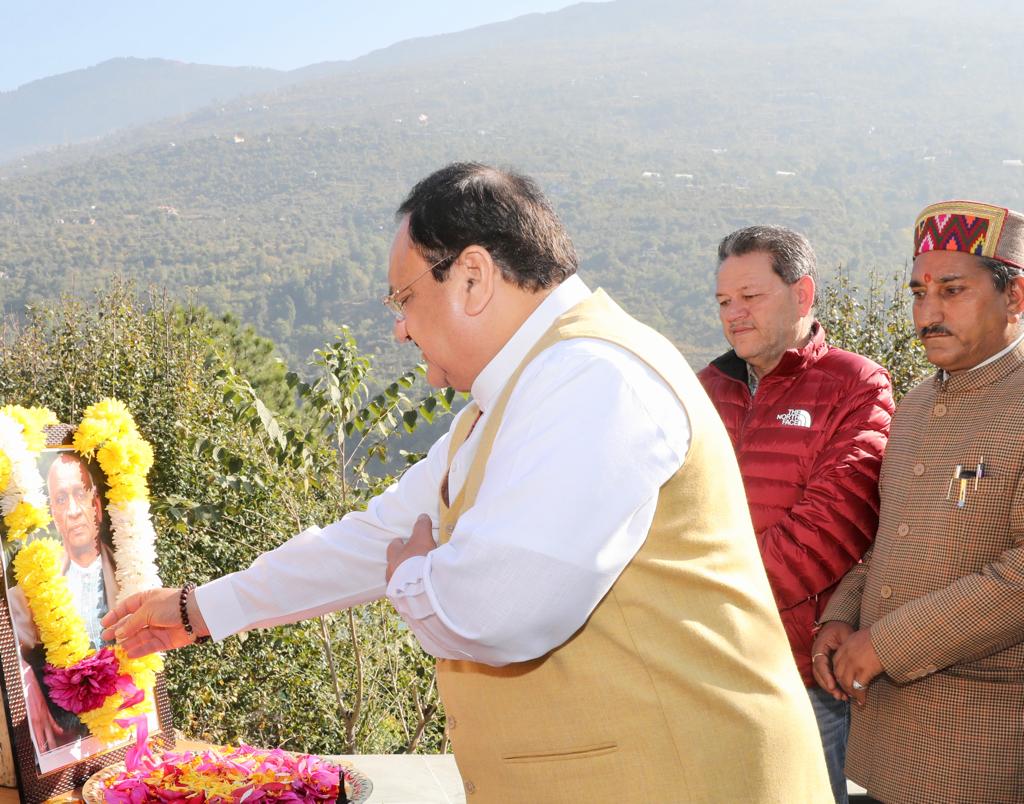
left=2, top=0, right=583, bottom=93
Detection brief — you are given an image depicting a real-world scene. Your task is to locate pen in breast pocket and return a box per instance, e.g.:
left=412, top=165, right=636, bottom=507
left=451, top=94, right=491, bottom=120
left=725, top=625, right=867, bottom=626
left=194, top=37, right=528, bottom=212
left=945, top=458, right=987, bottom=508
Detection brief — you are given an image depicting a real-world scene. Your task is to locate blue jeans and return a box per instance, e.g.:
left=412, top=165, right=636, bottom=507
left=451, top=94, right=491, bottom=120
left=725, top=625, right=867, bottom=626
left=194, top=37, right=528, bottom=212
left=808, top=685, right=850, bottom=804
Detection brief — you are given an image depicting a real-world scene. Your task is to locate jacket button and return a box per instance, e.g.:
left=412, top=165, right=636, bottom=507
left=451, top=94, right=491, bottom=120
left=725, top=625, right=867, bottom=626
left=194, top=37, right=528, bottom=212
left=445, top=524, right=455, bottom=535
left=933, top=403, right=947, bottom=417
left=880, top=585, right=892, bottom=599
left=897, top=524, right=910, bottom=537
left=464, top=780, right=476, bottom=795
left=448, top=716, right=457, bottom=730
left=912, top=462, right=926, bottom=476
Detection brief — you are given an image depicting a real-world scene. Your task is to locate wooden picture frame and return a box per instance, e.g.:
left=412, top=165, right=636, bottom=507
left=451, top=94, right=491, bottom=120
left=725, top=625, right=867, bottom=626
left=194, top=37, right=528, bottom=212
left=0, top=425, right=173, bottom=802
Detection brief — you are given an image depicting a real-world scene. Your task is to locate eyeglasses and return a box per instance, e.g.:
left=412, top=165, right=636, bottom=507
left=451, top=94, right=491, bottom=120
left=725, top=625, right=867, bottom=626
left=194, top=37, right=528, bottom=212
left=381, top=255, right=452, bottom=319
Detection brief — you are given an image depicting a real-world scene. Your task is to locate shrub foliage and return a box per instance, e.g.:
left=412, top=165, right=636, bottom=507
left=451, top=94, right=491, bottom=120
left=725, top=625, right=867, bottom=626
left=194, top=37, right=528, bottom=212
left=818, top=267, right=932, bottom=400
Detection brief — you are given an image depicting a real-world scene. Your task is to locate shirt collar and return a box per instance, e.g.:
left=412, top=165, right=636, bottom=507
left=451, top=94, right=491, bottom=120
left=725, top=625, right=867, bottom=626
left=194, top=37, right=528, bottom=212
left=746, top=364, right=760, bottom=396
left=939, top=330, right=1024, bottom=380
left=66, top=554, right=101, bottom=578
left=471, top=275, right=591, bottom=411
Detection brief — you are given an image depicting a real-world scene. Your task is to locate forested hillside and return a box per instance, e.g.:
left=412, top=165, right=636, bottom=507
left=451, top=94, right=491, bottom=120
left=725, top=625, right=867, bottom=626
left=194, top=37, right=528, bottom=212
left=0, top=58, right=296, bottom=163
left=2, top=0, right=1023, bottom=371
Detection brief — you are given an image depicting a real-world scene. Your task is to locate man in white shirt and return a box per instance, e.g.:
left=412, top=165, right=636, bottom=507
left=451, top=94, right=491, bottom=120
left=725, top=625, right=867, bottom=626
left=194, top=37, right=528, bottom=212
left=12, top=452, right=117, bottom=752
left=48, top=453, right=115, bottom=645
left=103, top=162, right=828, bottom=801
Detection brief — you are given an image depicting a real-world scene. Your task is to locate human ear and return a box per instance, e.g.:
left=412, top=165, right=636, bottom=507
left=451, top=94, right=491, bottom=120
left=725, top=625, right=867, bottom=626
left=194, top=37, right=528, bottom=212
left=795, top=275, right=816, bottom=316
left=454, top=245, right=497, bottom=317
left=1005, top=275, right=1024, bottom=321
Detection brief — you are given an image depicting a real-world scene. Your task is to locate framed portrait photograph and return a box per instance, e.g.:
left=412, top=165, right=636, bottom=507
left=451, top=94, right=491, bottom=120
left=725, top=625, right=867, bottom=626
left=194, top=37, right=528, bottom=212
left=0, top=426, right=173, bottom=802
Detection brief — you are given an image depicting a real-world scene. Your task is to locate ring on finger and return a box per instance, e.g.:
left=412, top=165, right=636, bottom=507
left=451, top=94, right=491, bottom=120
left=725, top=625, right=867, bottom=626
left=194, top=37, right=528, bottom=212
left=851, top=679, right=865, bottom=691
left=811, top=652, right=828, bottom=662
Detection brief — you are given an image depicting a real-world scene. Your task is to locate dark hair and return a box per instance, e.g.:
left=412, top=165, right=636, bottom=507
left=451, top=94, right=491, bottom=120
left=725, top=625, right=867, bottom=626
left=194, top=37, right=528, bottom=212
left=397, top=162, right=578, bottom=291
left=977, top=256, right=1024, bottom=292
left=717, top=225, right=817, bottom=285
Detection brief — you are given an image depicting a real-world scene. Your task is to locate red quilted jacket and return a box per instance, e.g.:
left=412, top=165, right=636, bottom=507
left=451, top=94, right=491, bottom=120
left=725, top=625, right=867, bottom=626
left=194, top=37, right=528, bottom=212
left=698, top=323, right=894, bottom=685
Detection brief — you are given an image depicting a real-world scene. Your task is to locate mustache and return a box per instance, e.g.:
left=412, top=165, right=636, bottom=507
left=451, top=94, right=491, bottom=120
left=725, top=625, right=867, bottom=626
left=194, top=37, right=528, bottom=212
left=919, top=324, right=953, bottom=338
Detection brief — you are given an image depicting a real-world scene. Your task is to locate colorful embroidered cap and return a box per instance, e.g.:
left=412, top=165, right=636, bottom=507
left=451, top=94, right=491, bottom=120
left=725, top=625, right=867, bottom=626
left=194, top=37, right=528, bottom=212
left=914, top=200, right=1024, bottom=269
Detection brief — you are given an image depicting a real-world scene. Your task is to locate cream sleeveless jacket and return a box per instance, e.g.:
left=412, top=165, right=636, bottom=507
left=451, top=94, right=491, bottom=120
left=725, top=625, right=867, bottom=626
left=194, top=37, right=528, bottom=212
left=437, top=290, right=829, bottom=803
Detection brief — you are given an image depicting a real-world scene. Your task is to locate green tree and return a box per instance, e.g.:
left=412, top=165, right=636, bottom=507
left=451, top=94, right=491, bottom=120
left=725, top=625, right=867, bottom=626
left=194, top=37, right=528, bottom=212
left=182, top=308, right=303, bottom=423
left=173, top=326, right=457, bottom=753
left=818, top=267, right=932, bottom=400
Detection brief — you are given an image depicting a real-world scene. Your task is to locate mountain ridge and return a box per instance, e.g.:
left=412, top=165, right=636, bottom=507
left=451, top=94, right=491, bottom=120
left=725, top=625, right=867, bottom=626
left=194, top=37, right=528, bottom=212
left=0, top=57, right=306, bottom=163
left=2, top=0, right=1023, bottom=376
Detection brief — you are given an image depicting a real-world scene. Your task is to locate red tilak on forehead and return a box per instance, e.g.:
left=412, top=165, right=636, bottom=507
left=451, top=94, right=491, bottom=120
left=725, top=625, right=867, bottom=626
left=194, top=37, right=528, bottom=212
left=924, top=273, right=932, bottom=282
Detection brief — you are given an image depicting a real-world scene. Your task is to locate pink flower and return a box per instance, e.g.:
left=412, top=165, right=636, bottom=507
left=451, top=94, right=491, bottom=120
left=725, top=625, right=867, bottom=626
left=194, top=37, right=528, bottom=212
left=104, top=745, right=341, bottom=803
left=44, top=648, right=121, bottom=713
left=117, top=714, right=152, bottom=770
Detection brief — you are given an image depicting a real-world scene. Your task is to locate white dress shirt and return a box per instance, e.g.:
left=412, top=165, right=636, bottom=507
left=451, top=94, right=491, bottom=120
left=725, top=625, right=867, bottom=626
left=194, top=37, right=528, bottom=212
left=197, top=276, right=690, bottom=665
left=65, top=556, right=107, bottom=648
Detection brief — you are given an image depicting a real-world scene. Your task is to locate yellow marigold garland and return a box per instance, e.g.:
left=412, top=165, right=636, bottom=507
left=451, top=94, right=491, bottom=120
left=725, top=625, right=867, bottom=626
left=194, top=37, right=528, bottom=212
left=1, top=399, right=164, bottom=746
left=4, top=503, right=51, bottom=544
left=12, top=539, right=91, bottom=667
left=1, top=405, right=58, bottom=452
left=0, top=452, right=11, bottom=493
left=75, top=399, right=161, bottom=597
left=79, top=648, right=163, bottom=743
left=0, top=405, right=56, bottom=542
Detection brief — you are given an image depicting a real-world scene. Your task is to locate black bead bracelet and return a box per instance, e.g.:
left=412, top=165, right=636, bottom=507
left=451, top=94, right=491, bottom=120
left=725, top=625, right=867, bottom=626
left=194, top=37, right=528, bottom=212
left=179, top=583, right=211, bottom=644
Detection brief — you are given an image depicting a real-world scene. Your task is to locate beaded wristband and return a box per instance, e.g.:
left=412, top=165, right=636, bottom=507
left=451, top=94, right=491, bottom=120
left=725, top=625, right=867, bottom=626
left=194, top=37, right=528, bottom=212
left=179, top=583, right=211, bottom=644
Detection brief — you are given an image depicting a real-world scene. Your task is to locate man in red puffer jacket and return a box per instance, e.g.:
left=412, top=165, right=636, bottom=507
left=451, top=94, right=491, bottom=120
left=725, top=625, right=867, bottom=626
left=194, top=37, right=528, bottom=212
left=698, top=225, right=894, bottom=803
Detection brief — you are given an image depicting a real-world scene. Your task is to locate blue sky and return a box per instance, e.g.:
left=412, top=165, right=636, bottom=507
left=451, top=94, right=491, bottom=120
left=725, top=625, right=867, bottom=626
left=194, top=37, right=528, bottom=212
left=2, top=0, right=583, bottom=92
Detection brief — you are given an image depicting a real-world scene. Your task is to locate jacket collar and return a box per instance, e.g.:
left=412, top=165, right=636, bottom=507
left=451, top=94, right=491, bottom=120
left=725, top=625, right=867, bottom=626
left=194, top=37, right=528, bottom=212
left=710, top=321, right=827, bottom=384
left=935, top=339, right=1024, bottom=395
left=470, top=275, right=590, bottom=412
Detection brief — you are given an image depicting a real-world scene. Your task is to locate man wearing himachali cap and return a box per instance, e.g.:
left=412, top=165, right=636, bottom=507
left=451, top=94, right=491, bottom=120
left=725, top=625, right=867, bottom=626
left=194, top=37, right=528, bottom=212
left=812, top=200, right=1024, bottom=803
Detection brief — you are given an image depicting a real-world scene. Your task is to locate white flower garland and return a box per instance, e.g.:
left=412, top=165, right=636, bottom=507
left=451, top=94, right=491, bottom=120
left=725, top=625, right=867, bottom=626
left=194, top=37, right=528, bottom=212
left=0, top=416, right=43, bottom=512
left=71, top=398, right=162, bottom=598
left=108, top=500, right=162, bottom=599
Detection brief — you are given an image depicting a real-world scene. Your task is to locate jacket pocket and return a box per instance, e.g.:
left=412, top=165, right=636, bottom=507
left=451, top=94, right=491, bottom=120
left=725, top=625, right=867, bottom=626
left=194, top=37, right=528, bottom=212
left=502, top=742, right=618, bottom=764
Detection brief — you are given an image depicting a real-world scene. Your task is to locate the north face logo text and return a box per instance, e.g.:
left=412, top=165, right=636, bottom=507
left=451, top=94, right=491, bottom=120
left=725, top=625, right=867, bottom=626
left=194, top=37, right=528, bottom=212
left=777, top=409, right=812, bottom=428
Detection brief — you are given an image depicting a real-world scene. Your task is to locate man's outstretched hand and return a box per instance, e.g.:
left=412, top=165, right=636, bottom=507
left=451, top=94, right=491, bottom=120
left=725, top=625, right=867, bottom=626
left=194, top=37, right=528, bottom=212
left=101, top=587, right=208, bottom=658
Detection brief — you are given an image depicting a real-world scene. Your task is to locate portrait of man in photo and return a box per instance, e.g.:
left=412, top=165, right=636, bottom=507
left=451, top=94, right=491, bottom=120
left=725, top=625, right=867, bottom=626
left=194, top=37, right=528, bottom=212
left=3, top=450, right=118, bottom=768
